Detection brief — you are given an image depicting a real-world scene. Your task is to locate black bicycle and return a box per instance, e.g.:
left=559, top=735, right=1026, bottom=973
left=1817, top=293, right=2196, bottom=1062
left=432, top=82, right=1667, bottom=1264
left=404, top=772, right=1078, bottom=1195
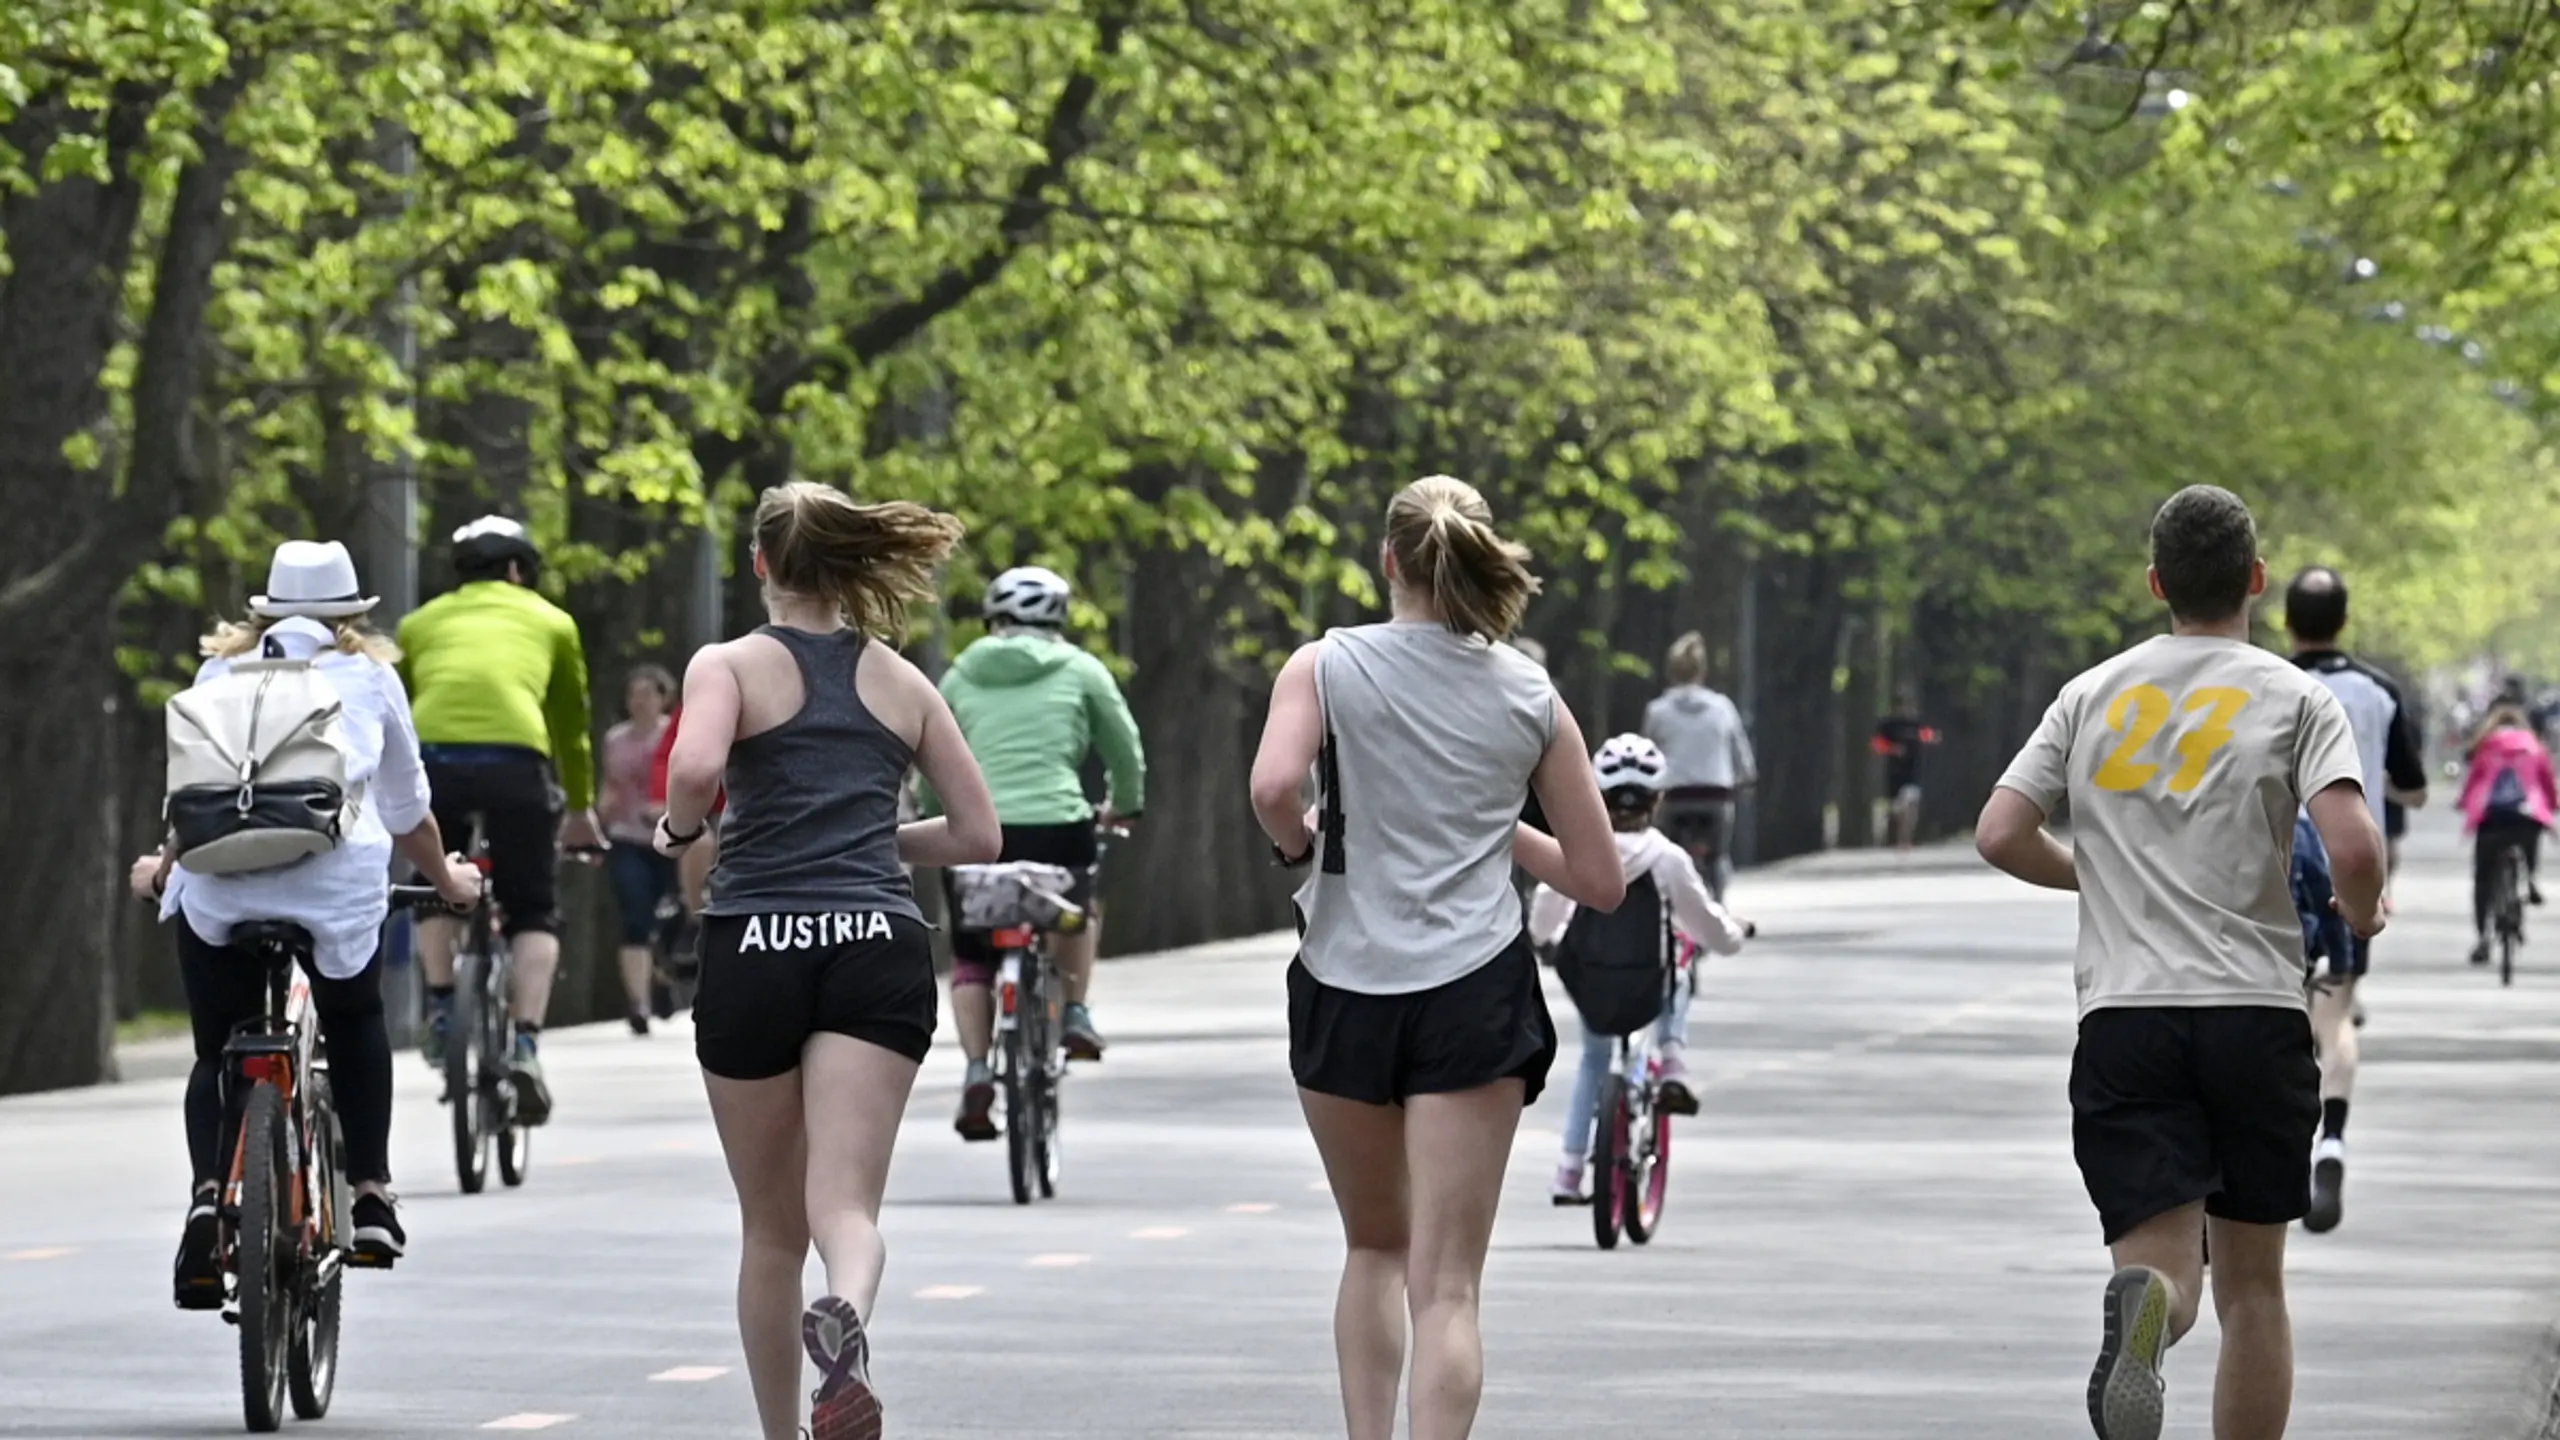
left=213, top=886, right=444, bottom=1432
left=967, top=825, right=1121, bottom=1206
left=2494, top=840, right=2532, bottom=987
left=441, top=845, right=529, bottom=1194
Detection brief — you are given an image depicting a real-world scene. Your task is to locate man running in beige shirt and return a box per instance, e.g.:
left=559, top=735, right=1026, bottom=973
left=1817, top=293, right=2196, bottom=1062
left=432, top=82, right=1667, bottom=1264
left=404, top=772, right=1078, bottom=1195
left=1977, top=484, right=2384, bottom=1440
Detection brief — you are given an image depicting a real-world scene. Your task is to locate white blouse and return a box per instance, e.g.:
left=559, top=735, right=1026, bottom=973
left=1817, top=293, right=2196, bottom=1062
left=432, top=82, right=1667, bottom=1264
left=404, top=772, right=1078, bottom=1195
left=161, top=619, right=434, bottom=979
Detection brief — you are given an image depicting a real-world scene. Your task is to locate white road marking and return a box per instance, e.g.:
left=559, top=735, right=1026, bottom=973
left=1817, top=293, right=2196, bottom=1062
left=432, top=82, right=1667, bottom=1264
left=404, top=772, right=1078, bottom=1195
left=1305, top=1180, right=1331, bottom=1192
left=648, top=1365, right=729, bottom=1382
left=554, top=1155, right=602, bottom=1167
left=1224, top=1202, right=1276, bottom=1214
left=914, top=1284, right=984, bottom=1300
left=482, top=1415, right=577, bottom=1430
left=1130, top=1226, right=1190, bottom=1240
left=4, top=1247, right=73, bottom=1261
left=1026, top=1252, right=1091, bottom=1268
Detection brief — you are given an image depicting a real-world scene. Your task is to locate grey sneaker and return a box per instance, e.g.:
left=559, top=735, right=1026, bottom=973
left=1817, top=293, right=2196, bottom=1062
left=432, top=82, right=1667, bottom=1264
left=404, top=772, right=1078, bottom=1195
left=509, top=1035, right=553, bottom=1127
left=2088, top=1266, right=2172, bottom=1440
left=1062, top=1002, right=1105, bottom=1062
left=421, top=1006, right=451, bottom=1068
left=954, top=1060, right=997, bottom=1142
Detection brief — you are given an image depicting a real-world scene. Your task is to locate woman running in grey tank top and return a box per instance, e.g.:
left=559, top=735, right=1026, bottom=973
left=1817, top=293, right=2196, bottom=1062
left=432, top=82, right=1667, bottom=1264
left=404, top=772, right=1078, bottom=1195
left=1250, top=475, right=1624, bottom=1440
left=656, top=482, right=999, bottom=1440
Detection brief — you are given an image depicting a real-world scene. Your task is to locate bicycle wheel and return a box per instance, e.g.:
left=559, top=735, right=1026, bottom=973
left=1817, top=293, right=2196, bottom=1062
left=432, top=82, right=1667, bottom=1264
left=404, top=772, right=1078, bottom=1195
left=486, top=953, right=530, bottom=1187
left=1002, top=961, right=1038, bottom=1206
left=1034, top=1059, right=1062, bottom=1201
left=448, top=954, right=490, bottom=1194
left=236, top=1083, right=292, bottom=1433
left=289, top=1100, right=341, bottom=1419
left=1591, top=1084, right=1626, bottom=1251
left=1625, top=1092, right=1672, bottom=1245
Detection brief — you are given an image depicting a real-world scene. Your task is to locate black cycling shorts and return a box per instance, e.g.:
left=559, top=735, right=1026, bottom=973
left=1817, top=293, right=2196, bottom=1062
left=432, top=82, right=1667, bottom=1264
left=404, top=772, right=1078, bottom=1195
left=1656, top=788, right=1735, bottom=859
left=693, top=911, right=936, bottom=1079
left=1288, top=934, right=1556, bottom=1107
left=945, top=822, right=1101, bottom=970
left=2070, top=1006, right=2320, bottom=1244
left=423, top=745, right=562, bottom=938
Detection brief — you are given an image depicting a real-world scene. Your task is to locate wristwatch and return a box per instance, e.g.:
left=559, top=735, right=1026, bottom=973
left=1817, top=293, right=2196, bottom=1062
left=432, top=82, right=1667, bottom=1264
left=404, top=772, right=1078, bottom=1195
left=1272, top=836, right=1315, bottom=869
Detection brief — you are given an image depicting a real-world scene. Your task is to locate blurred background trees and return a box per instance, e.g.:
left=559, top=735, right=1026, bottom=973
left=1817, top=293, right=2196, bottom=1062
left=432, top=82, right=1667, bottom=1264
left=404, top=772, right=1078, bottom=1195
left=4, top=0, right=2552, bottom=1090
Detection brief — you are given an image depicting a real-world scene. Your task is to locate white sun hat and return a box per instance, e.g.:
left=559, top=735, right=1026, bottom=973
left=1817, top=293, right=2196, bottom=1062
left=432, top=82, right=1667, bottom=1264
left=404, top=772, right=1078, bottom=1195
left=249, top=540, right=378, bottom=620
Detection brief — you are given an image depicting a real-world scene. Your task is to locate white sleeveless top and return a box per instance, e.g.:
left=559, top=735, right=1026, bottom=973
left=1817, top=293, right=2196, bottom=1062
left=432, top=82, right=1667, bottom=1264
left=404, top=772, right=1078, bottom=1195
left=1293, top=623, right=1555, bottom=995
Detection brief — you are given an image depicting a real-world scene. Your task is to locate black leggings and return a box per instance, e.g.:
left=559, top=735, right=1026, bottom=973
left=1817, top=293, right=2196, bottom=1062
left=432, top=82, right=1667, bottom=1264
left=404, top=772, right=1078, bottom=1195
left=2474, top=818, right=2545, bottom=937
left=177, top=924, right=394, bottom=1186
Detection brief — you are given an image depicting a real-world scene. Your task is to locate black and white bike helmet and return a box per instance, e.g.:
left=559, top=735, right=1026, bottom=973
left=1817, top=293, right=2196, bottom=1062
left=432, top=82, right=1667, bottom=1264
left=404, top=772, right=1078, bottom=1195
left=1592, top=733, right=1669, bottom=799
left=984, top=566, right=1071, bottom=628
left=451, top=514, right=542, bottom=582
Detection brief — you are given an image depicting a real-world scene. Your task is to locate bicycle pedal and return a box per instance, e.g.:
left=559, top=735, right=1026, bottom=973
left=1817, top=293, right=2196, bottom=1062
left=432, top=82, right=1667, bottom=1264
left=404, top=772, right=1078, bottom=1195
left=344, top=1252, right=397, bottom=1271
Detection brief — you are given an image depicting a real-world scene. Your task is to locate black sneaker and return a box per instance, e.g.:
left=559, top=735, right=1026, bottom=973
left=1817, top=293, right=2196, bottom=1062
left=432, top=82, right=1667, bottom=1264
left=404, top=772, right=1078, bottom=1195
left=628, top=1010, right=651, bottom=1037
left=352, top=1192, right=406, bottom=1264
left=2472, top=938, right=2493, bottom=966
left=173, top=1192, right=224, bottom=1310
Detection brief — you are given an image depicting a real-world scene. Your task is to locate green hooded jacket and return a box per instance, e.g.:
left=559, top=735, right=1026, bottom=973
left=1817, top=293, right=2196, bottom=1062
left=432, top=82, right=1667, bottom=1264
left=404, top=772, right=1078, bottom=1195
left=927, top=632, right=1145, bottom=824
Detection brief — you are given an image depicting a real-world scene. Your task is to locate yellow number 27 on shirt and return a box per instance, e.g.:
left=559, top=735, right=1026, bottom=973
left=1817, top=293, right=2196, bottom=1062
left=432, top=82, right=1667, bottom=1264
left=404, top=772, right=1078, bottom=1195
left=2092, top=685, right=2253, bottom=795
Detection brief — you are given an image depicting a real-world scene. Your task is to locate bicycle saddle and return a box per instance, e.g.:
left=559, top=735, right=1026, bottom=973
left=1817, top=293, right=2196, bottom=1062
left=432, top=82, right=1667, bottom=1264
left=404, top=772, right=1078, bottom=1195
left=232, top=919, right=315, bottom=956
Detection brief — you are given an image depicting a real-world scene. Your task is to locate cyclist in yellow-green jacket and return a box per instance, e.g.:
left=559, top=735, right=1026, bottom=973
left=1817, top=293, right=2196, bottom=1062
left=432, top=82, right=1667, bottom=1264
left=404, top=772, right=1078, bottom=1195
left=397, top=516, right=600, bottom=1125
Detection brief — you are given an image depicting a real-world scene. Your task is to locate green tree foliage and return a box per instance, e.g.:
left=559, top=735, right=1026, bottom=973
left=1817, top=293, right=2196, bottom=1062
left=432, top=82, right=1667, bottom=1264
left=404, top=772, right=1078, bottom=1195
left=4, top=0, right=2557, bottom=1089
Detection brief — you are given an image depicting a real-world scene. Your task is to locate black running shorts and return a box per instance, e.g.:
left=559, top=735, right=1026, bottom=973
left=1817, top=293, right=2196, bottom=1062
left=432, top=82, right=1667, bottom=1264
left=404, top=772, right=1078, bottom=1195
left=2070, top=1005, right=2320, bottom=1244
left=945, top=822, right=1102, bottom=969
left=422, top=745, right=564, bottom=938
left=694, top=911, right=937, bottom=1078
left=1288, top=934, right=1556, bottom=1107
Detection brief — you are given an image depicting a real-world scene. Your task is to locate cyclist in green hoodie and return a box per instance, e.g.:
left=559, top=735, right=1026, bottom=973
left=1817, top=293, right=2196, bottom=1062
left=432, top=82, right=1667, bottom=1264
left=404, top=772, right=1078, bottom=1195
left=929, top=566, right=1146, bottom=1140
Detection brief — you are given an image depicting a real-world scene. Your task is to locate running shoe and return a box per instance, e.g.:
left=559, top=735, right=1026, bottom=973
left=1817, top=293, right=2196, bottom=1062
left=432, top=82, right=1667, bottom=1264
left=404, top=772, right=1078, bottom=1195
left=2305, top=1135, right=2347, bottom=1234
left=351, top=1192, right=406, bottom=1264
left=628, top=1009, right=651, bottom=1037
left=421, top=1004, right=452, bottom=1067
left=2088, top=1265, right=2172, bottom=1440
left=173, top=1189, right=224, bottom=1310
left=803, top=1294, right=882, bottom=1440
left=1062, top=1002, right=1106, bottom=1062
left=954, top=1060, right=998, bottom=1142
left=1657, top=1046, right=1700, bottom=1117
left=1549, top=1159, right=1588, bottom=1207
left=510, top=1034, right=554, bottom=1127
left=2472, top=938, right=2493, bottom=966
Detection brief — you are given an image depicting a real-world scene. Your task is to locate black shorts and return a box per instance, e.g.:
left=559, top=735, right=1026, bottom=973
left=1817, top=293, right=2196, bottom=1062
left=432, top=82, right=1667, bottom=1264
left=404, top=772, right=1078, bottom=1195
left=1288, top=934, right=1556, bottom=1107
left=2070, top=1006, right=2320, bottom=1244
left=422, top=745, right=563, bottom=937
left=694, top=911, right=937, bottom=1079
left=1656, top=789, right=1734, bottom=858
left=945, top=822, right=1101, bottom=968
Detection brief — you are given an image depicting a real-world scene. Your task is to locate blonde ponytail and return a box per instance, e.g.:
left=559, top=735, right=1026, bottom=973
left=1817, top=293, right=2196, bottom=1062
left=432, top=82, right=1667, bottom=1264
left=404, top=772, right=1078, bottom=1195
left=753, top=481, right=965, bottom=639
left=1383, top=475, right=1538, bottom=641
left=201, top=616, right=399, bottom=664
left=1665, top=631, right=1708, bottom=686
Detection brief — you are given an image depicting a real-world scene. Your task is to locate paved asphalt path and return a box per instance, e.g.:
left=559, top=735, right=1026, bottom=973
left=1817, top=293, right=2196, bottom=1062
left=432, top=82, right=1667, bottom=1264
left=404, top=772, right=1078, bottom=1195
left=8, top=811, right=2560, bottom=1438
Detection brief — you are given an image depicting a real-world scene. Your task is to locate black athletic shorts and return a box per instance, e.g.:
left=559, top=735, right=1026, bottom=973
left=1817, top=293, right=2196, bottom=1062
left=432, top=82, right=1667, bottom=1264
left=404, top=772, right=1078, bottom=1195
left=1656, top=788, right=1735, bottom=859
left=694, top=911, right=937, bottom=1078
left=1288, top=933, right=1556, bottom=1107
left=945, top=822, right=1101, bottom=969
left=422, top=744, right=563, bottom=938
left=2070, top=1006, right=2320, bottom=1244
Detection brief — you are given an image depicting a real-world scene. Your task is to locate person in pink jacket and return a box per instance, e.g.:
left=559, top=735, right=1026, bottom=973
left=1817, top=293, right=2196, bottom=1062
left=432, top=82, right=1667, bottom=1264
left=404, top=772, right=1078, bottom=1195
left=2461, top=703, right=2558, bottom=964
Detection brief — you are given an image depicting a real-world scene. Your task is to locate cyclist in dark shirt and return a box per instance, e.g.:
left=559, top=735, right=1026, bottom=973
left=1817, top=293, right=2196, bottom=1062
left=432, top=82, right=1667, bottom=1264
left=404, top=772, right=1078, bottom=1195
left=1873, top=689, right=1937, bottom=853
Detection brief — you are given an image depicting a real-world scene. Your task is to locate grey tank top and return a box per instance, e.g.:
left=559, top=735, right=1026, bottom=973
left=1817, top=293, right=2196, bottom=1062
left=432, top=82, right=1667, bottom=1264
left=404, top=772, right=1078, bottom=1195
left=1293, top=623, right=1556, bottom=995
left=706, top=626, right=920, bottom=920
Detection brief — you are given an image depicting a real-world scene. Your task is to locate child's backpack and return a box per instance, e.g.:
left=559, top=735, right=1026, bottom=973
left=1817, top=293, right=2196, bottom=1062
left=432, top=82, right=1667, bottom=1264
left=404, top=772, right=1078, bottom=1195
left=1553, top=873, right=1674, bottom=1038
left=2487, top=760, right=2531, bottom=818
left=163, top=651, right=354, bottom=875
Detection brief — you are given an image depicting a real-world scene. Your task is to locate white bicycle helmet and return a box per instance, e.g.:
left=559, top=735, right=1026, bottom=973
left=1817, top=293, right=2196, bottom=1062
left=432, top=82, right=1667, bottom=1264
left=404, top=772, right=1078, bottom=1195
left=1592, top=733, right=1669, bottom=795
left=984, top=566, right=1072, bottom=628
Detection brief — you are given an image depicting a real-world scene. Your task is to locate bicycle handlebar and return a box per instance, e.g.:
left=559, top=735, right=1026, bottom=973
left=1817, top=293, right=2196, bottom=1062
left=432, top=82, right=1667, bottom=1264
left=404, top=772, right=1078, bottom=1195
left=390, top=884, right=472, bottom=917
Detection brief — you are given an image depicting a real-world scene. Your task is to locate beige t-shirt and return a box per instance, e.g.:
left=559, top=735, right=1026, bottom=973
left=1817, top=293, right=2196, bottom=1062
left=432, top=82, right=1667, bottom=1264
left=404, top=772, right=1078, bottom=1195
left=1997, top=635, right=2364, bottom=1017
